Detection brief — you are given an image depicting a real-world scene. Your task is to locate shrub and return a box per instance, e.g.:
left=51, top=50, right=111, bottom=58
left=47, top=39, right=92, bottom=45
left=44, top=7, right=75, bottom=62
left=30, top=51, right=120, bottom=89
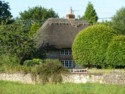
left=72, top=24, right=116, bottom=68
left=106, top=35, right=125, bottom=68
left=32, top=59, right=67, bottom=83
left=0, top=53, right=20, bottom=72
left=23, top=58, right=42, bottom=66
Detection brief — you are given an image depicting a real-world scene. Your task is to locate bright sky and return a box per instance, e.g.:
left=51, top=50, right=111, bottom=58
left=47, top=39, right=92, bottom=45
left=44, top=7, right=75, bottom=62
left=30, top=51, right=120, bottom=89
left=5, top=0, right=125, bottom=22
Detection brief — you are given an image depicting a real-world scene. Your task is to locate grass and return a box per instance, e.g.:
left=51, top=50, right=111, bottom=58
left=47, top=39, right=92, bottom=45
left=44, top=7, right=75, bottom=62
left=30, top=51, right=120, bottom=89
left=88, top=68, right=125, bottom=74
left=0, top=80, right=125, bottom=94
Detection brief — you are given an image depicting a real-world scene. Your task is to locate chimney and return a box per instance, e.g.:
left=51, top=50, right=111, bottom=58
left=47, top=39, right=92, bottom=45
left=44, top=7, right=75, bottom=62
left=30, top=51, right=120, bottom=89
left=66, top=7, right=75, bottom=19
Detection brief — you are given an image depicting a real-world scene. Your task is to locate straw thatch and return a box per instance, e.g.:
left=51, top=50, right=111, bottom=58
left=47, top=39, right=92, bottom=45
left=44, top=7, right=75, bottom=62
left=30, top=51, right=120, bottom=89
left=34, top=18, right=89, bottom=49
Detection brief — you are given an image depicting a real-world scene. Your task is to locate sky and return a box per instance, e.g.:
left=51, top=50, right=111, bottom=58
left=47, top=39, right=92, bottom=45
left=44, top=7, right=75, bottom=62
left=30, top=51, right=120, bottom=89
left=5, top=0, right=125, bottom=22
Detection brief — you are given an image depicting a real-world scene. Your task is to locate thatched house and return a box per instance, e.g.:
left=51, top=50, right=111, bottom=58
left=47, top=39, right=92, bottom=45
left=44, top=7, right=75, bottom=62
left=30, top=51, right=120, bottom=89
left=34, top=8, right=89, bottom=68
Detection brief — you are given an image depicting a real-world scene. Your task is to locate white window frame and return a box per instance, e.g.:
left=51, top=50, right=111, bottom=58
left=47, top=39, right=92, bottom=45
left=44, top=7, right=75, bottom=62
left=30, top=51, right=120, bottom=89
left=60, top=49, right=72, bottom=55
left=61, top=60, right=74, bottom=68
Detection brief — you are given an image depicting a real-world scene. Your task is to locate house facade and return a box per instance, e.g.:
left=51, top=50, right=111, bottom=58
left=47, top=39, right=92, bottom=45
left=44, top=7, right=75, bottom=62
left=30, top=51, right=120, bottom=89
left=34, top=9, right=89, bottom=68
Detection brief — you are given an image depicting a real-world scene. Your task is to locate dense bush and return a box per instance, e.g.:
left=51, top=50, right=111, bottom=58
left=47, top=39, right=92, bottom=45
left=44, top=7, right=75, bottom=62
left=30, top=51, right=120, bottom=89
left=106, top=36, right=125, bottom=68
left=0, top=53, right=20, bottom=72
left=32, top=59, right=67, bottom=83
left=72, top=24, right=116, bottom=68
left=23, top=58, right=43, bottom=66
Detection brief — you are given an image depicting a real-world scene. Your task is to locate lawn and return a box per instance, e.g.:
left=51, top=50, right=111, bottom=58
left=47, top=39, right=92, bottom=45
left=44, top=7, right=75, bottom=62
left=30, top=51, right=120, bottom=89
left=88, top=68, right=125, bottom=74
left=0, top=80, right=125, bottom=94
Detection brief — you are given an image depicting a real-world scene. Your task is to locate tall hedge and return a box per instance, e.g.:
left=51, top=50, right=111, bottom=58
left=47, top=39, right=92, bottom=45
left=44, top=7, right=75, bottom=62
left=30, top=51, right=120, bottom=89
left=106, top=36, right=125, bottom=68
left=72, top=24, right=116, bottom=67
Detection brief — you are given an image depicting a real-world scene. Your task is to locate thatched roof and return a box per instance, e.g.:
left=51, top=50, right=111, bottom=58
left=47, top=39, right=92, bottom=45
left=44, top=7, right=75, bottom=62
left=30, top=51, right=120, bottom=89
left=34, top=18, right=89, bottom=49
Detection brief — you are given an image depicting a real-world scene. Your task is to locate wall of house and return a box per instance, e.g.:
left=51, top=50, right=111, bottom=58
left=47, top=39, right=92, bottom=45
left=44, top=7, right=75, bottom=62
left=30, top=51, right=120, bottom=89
left=46, top=49, right=75, bottom=68
left=0, top=72, right=125, bottom=85
left=46, top=50, right=59, bottom=59
left=46, top=49, right=72, bottom=60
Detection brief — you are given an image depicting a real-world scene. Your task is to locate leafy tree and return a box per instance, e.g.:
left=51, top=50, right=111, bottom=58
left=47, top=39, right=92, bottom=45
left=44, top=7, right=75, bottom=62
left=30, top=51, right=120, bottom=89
left=106, top=35, right=125, bottom=68
left=0, top=23, right=36, bottom=64
left=72, top=24, right=116, bottom=68
left=29, top=22, right=40, bottom=37
left=18, top=6, right=58, bottom=36
left=81, top=2, right=98, bottom=24
left=0, top=0, right=12, bottom=24
left=19, top=6, right=58, bottom=25
left=112, top=7, right=125, bottom=35
left=99, top=20, right=112, bottom=27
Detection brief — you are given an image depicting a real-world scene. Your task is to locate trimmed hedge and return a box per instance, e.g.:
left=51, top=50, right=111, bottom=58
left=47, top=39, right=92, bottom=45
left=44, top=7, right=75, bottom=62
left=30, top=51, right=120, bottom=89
left=106, top=35, right=125, bottom=68
left=72, top=24, right=116, bottom=68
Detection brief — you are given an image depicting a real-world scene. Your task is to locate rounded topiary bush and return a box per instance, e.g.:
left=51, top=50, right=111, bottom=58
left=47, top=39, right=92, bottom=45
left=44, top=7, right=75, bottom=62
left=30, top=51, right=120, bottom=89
left=72, top=24, right=116, bottom=68
left=106, top=35, right=125, bottom=68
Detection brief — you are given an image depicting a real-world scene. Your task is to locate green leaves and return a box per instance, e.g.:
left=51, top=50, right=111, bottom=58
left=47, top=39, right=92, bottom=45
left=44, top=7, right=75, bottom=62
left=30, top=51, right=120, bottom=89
left=29, top=22, right=40, bottom=37
left=18, top=6, right=58, bottom=37
left=0, top=1, right=12, bottom=24
left=0, top=24, right=36, bottom=64
left=72, top=24, right=116, bottom=68
left=81, top=2, right=98, bottom=24
left=19, top=6, right=58, bottom=24
left=112, top=7, right=125, bottom=35
left=106, top=36, right=125, bottom=68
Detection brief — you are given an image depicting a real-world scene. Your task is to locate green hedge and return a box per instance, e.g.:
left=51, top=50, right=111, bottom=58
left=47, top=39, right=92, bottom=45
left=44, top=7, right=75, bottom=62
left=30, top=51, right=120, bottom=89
left=23, top=58, right=42, bottom=66
left=72, top=24, right=116, bottom=68
left=106, top=35, right=125, bottom=68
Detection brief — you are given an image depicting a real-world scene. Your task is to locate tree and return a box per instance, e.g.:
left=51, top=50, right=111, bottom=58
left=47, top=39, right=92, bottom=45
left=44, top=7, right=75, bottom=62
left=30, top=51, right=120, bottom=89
left=0, top=23, right=36, bottom=64
left=19, top=6, right=58, bottom=25
left=72, top=24, right=116, bottom=68
left=18, top=6, right=58, bottom=36
left=29, top=22, right=40, bottom=37
left=112, top=7, right=125, bottom=35
left=0, top=0, right=12, bottom=24
left=106, top=35, right=125, bottom=68
left=81, top=2, right=98, bottom=24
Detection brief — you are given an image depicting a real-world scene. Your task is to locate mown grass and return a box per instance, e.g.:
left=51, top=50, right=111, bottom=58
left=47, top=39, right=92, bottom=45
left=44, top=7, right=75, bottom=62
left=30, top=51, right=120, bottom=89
left=88, top=68, right=125, bottom=74
left=0, top=80, right=125, bottom=94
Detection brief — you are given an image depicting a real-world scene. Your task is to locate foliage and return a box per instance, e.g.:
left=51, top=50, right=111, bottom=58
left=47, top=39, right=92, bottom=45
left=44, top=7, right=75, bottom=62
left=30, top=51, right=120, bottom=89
left=99, top=20, right=112, bottom=27
left=81, top=2, right=98, bottom=24
left=18, top=6, right=58, bottom=36
left=0, top=53, right=20, bottom=72
left=19, top=6, right=58, bottom=25
left=13, top=18, right=32, bottom=33
left=0, top=0, right=12, bottom=24
left=1, top=81, right=125, bottom=94
left=13, top=18, right=39, bottom=37
left=106, top=35, right=125, bottom=68
left=29, top=22, right=40, bottom=37
left=24, top=58, right=43, bottom=66
left=32, top=59, right=67, bottom=83
left=112, top=7, right=125, bottom=35
left=72, top=24, right=116, bottom=68
left=0, top=24, right=36, bottom=64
